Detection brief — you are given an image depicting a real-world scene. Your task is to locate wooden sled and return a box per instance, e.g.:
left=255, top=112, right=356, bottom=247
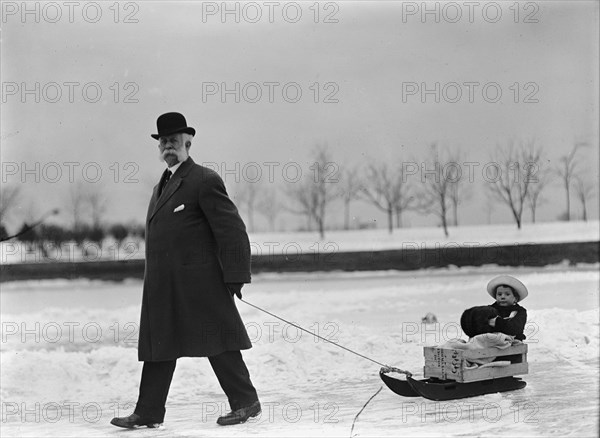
left=380, top=343, right=528, bottom=401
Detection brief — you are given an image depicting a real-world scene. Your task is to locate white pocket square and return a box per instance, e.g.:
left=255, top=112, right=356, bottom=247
left=173, top=204, right=185, bottom=213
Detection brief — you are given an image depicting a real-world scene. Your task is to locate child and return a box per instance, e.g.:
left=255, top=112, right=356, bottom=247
left=486, top=275, right=528, bottom=341
left=460, top=275, right=528, bottom=341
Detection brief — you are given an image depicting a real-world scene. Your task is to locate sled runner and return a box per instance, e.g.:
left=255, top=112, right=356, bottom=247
left=379, top=371, right=527, bottom=401
left=380, top=343, right=528, bottom=400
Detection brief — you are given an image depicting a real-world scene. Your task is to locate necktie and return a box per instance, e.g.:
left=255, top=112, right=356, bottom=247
left=159, top=170, right=172, bottom=196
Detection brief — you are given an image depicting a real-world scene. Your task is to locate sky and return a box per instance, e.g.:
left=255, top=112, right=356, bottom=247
left=1, top=0, right=599, bottom=232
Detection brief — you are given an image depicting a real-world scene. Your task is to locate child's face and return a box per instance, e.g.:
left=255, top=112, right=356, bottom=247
left=495, top=286, right=517, bottom=306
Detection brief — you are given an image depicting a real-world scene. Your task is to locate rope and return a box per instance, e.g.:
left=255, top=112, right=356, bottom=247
left=380, top=365, right=413, bottom=378
left=240, top=298, right=391, bottom=368
left=350, top=386, right=383, bottom=437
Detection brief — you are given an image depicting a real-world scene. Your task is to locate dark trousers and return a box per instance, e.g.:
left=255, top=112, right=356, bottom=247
left=134, top=350, right=258, bottom=421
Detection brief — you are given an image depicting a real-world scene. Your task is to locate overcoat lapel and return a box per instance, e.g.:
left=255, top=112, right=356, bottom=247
left=148, top=158, right=194, bottom=223
left=147, top=185, right=159, bottom=224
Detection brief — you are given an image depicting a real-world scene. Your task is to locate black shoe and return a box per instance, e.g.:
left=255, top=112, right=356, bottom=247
left=217, top=401, right=261, bottom=426
left=110, top=413, right=162, bottom=428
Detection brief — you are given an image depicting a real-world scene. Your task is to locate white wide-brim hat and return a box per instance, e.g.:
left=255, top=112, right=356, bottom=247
left=487, top=275, right=528, bottom=301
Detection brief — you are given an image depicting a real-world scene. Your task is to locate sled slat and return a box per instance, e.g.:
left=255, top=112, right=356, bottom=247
left=423, top=344, right=528, bottom=383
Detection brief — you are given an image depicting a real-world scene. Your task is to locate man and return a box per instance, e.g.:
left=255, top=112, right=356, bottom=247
left=111, top=112, right=260, bottom=428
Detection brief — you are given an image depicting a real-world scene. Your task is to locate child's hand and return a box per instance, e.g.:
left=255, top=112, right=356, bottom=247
left=488, top=317, right=497, bottom=327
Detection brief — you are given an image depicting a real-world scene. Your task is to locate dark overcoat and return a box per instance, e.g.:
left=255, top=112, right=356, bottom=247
left=138, top=157, right=252, bottom=361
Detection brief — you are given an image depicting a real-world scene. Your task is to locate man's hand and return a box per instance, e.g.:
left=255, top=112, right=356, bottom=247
left=226, top=283, right=243, bottom=299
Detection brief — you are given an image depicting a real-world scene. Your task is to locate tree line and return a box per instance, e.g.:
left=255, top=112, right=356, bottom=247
left=234, top=141, right=596, bottom=238
left=0, top=140, right=596, bottom=247
left=0, top=181, right=145, bottom=253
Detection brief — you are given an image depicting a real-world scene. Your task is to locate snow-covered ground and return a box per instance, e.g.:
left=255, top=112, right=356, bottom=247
left=248, top=220, right=600, bottom=254
left=1, top=263, right=598, bottom=437
left=1, top=220, right=598, bottom=264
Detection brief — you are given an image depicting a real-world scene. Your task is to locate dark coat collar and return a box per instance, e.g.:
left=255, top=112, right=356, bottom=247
left=170, top=156, right=194, bottom=178
left=491, top=302, right=525, bottom=312
left=148, top=157, right=195, bottom=222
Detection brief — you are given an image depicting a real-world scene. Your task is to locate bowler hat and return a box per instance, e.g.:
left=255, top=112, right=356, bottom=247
left=151, top=112, right=196, bottom=140
left=487, top=275, right=528, bottom=301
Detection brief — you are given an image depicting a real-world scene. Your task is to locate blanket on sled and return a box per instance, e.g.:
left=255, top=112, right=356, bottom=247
left=440, top=332, right=518, bottom=367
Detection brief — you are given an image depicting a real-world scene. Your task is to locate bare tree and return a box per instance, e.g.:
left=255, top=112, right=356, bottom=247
left=87, top=185, right=107, bottom=229
left=555, top=142, right=587, bottom=221
left=360, top=160, right=413, bottom=234
left=64, top=183, right=107, bottom=229
left=235, top=181, right=259, bottom=233
left=448, top=182, right=472, bottom=226
left=66, top=184, right=87, bottom=228
left=394, top=204, right=404, bottom=228
left=256, top=185, right=281, bottom=232
left=23, top=200, right=41, bottom=225
left=338, top=165, right=362, bottom=230
left=284, top=145, right=338, bottom=239
left=526, top=164, right=552, bottom=223
left=485, top=194, right=495, bottom=225
left=573, top=174, right=595, bottom=222
left=414, top=144, right=455, bottom=237
left=486, top=140, right=542, bottom=229
left=0, top=184, right=21, bottom=224
left=17, top=201, right=44, bottom=255
left=284, top=179, right=316, bottom=231
left=445, top=149, right=471, bottom=227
